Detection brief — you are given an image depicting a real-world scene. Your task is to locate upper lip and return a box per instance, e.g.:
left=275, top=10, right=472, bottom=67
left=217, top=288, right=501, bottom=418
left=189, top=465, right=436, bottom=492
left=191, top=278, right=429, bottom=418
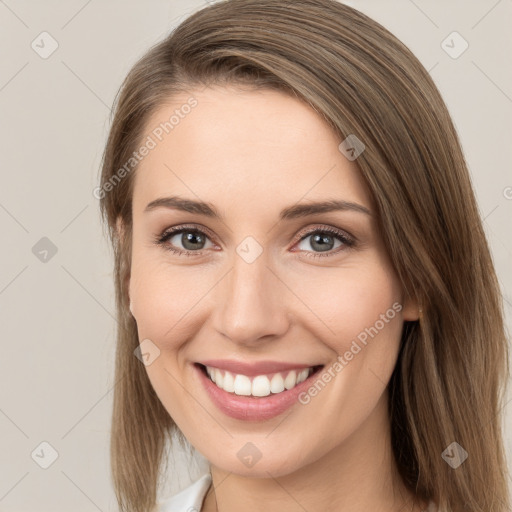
left=198, top=359, right=321, bottom=377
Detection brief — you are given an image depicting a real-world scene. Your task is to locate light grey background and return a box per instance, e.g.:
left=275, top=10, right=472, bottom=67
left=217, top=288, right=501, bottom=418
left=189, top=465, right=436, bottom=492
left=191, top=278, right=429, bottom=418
left=1, top=0, right=511, bottom=510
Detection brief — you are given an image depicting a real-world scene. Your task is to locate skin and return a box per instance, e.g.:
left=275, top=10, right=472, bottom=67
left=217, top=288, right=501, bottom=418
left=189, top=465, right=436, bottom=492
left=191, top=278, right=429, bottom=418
left=125, top=86, right=426, bottom=511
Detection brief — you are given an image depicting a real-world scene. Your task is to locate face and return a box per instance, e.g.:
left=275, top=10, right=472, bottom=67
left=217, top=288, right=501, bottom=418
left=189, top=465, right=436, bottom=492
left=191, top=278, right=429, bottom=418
left=127, top=85, right=419, bottom=477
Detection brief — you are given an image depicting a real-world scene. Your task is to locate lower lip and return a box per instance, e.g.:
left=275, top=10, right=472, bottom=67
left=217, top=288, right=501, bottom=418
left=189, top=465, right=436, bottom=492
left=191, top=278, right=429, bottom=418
left=194, top=363, right=322, bottom=421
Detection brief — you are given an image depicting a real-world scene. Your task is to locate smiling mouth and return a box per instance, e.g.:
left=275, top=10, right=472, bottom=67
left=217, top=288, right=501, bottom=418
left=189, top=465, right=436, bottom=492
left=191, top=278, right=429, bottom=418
left=196, top=363, right=324, bottom=398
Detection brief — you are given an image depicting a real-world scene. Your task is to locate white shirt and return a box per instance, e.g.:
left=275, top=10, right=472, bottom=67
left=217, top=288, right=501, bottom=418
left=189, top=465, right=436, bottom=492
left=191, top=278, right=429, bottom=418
left=157, top=473, right=212, bottom=512
left=157, top=472, right=440, bottom=511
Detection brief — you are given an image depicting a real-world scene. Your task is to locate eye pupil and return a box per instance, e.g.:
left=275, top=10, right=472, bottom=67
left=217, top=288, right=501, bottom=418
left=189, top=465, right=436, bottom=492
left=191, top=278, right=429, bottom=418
left=182, top=231, right=205, bottom=250
left=310, top=233, right=334, bottom=252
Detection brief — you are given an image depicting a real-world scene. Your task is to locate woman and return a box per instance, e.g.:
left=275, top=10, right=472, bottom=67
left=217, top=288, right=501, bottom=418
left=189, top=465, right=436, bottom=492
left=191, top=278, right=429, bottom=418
left=97, top=1, right=510, bottom=511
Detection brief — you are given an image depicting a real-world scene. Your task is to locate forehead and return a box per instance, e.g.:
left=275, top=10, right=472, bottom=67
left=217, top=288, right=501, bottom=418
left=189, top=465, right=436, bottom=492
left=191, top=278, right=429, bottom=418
left=132, top=86, right=372, bottom=214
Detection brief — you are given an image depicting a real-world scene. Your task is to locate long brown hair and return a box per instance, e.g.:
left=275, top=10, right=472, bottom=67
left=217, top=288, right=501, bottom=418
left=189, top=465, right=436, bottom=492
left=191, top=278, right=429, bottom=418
left=98, top=1, right=511, bottom=511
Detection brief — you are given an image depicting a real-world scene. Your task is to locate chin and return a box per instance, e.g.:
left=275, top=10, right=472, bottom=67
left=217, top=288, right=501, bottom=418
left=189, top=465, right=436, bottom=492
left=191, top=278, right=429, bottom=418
left=202, top=440, right=315, bottom=479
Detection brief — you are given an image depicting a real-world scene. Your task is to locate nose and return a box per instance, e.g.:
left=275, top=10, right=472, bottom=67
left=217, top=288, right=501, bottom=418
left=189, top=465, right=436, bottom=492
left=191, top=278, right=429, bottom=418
left=211, top=250, right=290, bottom=346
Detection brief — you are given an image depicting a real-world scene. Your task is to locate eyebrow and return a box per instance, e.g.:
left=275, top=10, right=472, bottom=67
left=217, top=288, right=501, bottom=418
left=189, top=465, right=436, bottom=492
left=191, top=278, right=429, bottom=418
left=144, top=196, right=371, bottom=220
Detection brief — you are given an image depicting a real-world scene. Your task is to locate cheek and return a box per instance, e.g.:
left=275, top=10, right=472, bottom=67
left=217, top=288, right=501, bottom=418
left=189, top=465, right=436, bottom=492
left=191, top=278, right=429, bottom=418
left=129, top=249, right=215, bottom=347
left=290, top=260, right=403, bottom=349
left=286, top=263, right=404, bottom=439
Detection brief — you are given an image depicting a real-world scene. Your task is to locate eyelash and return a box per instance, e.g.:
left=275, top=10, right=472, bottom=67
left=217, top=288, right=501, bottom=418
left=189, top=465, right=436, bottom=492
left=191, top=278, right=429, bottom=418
left=153, top=223, right=356, bottom=259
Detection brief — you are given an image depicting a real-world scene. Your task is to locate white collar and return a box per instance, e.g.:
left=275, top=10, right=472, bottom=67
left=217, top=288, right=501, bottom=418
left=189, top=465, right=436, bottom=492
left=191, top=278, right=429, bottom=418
left=157, top=472, right=212, bottom=512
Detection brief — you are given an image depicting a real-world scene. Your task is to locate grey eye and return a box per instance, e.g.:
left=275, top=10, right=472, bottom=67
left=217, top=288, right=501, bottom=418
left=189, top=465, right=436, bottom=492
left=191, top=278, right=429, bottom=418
left=168, top=230, right=213, bottom=251
left=297, top=232, right=343, bottom=253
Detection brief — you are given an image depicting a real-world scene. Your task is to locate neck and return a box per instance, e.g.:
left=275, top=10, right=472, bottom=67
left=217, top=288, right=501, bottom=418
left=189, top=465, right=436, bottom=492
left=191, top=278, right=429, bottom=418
left=203, top=391, right=426, bottom=512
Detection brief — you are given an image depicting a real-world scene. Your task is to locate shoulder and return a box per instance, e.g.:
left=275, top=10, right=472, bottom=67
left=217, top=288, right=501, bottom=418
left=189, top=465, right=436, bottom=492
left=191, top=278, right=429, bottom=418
left=157, top=473, right=212, bottom=512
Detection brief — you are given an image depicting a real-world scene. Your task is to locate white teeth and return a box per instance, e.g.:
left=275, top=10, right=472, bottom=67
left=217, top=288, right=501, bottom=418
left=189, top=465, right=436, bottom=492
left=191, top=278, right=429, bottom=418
left=205, top=365, right=314, bottom=397
left=297, top=369, right=309, bottom=384
left=233, top=374, right=252, bottom=396
left=223, top=371, right=235, bottom=392
left=252, top=375, right=271, bottom=397
left=214, top=368, right=223, bottom=387
left=270, top=373, right=285, bottom=393
left=284, top=370, right=297, bottom=390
